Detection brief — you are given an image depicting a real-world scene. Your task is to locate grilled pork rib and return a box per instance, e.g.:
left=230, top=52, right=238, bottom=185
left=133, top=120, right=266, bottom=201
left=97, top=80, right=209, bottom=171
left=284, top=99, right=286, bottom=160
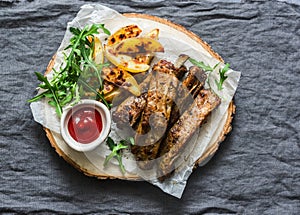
left=168, top=66, right=207, bottom=128
left=113, top=64, right=187, bottom=129
left=112, top=73, right=152, bottom=128
left=158, top=89, right=221, bottom=180
left=113, top=57, right=221, bottom=178
left=131, top=60, right=181, bottom=169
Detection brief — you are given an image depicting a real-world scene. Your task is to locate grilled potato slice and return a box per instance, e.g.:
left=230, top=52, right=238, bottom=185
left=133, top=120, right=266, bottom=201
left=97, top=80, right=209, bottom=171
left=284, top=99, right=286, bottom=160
left=114, top=37, right=164, bottom=54
left=107, top=25, right=142, bottom=46
left=105, top=27, right=162, bottom=73
left=105, top=45, right=150, bottom=73
left=97, top=81, right=121, bottom=103
left=134, top=29, right=160, bottom=65
left=102, top=67, right=141, bottom=96
left=144, top=28, right=159, bottom=40
left=87, top=36, right=104, bottom=65
left=101, top=80, right=116, bottom=94
left=134, top=54, right=153, bottom=66
left=93, top=36, right=104, bottom=64
left=104, top=89, right=121, bottom=102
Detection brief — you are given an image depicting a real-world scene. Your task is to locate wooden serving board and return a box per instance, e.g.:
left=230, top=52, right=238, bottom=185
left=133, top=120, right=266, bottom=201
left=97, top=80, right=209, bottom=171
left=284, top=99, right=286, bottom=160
left=44, top=13, right=235, bottom=180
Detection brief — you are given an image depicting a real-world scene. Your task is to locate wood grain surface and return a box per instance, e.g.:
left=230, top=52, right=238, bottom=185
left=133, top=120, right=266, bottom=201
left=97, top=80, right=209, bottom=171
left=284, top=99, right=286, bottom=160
left=44, top=13, right=235, bottom=180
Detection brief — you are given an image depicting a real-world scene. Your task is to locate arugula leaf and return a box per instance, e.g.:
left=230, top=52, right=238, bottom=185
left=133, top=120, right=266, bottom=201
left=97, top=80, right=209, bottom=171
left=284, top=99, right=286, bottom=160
left=128, top=137, right=135, bottom=146
left=106, top=136, right=115, bottom=151
left=215, top=63, right=230, bottom=90
left=27, top=91, right=48, bottom=102
left=28, top=24, right=111, bottom=115
left=34, top=72, right=62, bottom=116
left=95, top=24, right=111, bottom=36
left=189, top=58, right=214, bottom=72
left=189, top=57, right=231, bottom=91
left=69, top=27, right=81, bottom=36
left=104, top=136, right=134, bottom=174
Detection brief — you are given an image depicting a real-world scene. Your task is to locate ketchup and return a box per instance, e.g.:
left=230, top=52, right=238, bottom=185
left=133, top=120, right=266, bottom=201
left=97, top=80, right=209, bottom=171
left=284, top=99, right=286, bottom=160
left=67, top=107, right=103, bottom=144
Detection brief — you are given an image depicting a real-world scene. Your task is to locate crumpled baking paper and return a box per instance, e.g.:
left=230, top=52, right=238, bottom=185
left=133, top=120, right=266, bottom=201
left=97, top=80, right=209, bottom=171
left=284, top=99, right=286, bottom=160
left=30, top=4, right=241, bottom=198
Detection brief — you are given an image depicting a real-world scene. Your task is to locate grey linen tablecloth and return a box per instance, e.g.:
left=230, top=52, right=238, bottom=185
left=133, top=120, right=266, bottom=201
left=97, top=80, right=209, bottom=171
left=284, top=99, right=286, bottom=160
left=1, top=0, right=299, bottom=214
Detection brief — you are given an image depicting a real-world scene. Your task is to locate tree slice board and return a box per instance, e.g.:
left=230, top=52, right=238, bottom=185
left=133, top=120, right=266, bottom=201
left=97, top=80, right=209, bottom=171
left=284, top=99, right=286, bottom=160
left=44, top=13, right=235, bottom=180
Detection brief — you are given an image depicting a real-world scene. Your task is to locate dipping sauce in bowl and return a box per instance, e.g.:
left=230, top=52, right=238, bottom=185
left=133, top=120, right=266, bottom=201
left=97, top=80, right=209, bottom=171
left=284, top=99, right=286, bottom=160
left=61, top=100, right=111, bottom=152
left=68, top=107, right=103, bottom=144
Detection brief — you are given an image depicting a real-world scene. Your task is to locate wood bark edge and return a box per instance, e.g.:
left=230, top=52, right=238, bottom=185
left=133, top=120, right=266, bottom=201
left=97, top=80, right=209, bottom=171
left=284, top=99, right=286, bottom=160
left=43, top=13, right=235, bottom=180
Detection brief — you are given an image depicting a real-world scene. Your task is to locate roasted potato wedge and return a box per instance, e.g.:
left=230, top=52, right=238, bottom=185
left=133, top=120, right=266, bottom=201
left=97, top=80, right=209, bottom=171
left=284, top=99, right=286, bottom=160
left=102, top=67, right=141, bottom=96
left=104, top=89, right=122, bottom=102
left=134, top=54, right=154, bottom=65
left=114, top=37, right=164, bottom=54
left=105, top=27, right=162, bottom=73
left=105, top=45, right=150, bottom=73
left=97, top=81, right=120, bottom=103
left=93, top=36, right=104, bottom=64
left=107, top=25, right=142, bottom=46
left=101, top=80, right=116, bottom=94
left=133, top=29, right=160, bottom=66
left=144, top=28, right=159, bottom=40
left=87, top=36, right=104, bottom=65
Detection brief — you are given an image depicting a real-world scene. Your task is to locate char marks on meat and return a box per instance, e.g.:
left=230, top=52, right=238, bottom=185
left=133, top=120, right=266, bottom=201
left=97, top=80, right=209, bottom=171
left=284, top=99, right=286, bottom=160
left=158, top=89, right=221, bottom=180
left=112, top=73, right=152, bottom=129
left=112, top=56, right=222, bottom=179
left=168, top=66, right=207, bottom=128
left=132, top=60, right=181, bottom=169
left=112, top=62, right=188, bottom=130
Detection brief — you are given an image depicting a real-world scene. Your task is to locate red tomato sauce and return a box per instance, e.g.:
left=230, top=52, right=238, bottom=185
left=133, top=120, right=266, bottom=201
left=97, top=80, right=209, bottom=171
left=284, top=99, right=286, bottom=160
left=67, top=107, right=103, bottom=144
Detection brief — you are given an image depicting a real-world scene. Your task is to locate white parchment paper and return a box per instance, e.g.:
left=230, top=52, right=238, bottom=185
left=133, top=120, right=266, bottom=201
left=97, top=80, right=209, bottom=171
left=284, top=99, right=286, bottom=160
left=30, top=4, right=241, bottom=198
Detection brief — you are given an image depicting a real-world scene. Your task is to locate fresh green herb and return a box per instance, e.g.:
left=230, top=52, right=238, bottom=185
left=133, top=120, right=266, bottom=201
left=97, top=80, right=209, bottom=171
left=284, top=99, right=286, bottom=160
left=189, top=57, right=216, bottom=90
left=77, top=76, right=112, bottom=109
left=28, top=72, right=63, bottom=116
left=215, top=63, right=230, bottom=90
left=189, top=57, right=230, bottom=91
left=104, top=137, right=135, bottom=174
left=28, top=24, right=111, bottom=116
left=189, top=58, right=214, bottom=72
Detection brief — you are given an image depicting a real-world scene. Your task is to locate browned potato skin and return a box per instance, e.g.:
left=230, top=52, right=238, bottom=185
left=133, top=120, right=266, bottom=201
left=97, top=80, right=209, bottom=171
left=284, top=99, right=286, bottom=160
left=101, top=80, right=116, bottom=94
left=102, top=67, right=141, bottom=96
left=114, top=37, right=164, bottom=54
left=107, top=25, right=142, bottom=46
left=132, top=28, right=159, bottom=73
left=104, top=89, right=121, bottom=102
left=103, top=27, right=161, bottom=100
left=145, top=28, right=159, bottom=40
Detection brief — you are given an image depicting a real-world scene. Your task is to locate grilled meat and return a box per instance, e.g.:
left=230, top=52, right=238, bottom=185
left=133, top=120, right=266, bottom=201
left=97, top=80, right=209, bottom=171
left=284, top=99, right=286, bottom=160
left=112, top=73, right=152, bottom=128
left=174, top=54, right=189, bottom=69
left=127, top=92, right=148, bottom=128
left=113, top=56, right=220, bottom=176
left=168, top=66, right=207, bottom=128
left=174, top=65, right=188, bottom=80
left=158, top=89, right=221, bottom=180
left=131, top=60, right=181, bottom=169
left=113, top=61, right=187, bottom=130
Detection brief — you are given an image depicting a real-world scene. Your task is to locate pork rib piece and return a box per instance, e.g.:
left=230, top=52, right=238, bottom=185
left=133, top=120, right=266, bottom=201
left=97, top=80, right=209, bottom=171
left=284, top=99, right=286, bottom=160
left=132, top=60, right=181, bottom=169
left=158, top=89, right=221, bottom=180
left=113, top=64, right=187, bottom=129
left=168, top=66, right=207, bottom=128
left=112, top=73, right=152, bottom=129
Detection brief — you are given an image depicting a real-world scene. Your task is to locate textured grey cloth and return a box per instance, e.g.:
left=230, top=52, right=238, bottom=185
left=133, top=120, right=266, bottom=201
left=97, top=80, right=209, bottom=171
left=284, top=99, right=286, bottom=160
left=1, top=0, right=299, bottom=214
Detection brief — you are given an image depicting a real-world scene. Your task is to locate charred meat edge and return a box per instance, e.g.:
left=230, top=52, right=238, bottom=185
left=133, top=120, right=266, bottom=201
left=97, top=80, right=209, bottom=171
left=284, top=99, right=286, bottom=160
left=158, top=89, right=221, bottom=180
left=112, top=63, right=187, bottom=129
left=132, top=60, right=182, bottom=169
left=133, top=66, right=207, bottom=168
left=168, top=66, right=207, bottom=128
left=112, top=73, right=152, bottom=128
